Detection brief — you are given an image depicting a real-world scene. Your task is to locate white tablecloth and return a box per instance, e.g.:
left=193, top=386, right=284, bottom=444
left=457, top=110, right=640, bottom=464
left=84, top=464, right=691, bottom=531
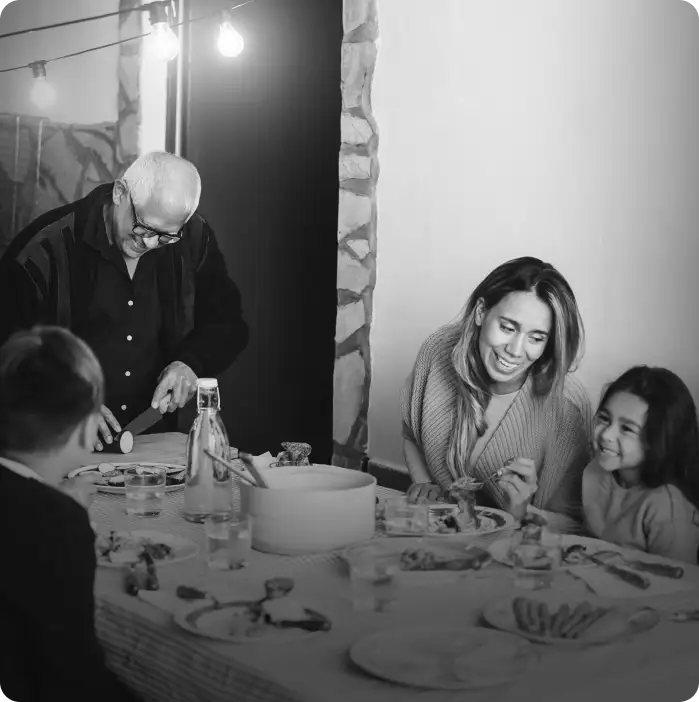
left=89, top=434, right=699, bottom=702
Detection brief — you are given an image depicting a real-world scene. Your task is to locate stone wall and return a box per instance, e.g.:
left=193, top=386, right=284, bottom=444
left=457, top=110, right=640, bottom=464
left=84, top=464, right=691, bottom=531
left=0, top=0, right=140, bottom=255
left=333, top=0, right=379, bottom=469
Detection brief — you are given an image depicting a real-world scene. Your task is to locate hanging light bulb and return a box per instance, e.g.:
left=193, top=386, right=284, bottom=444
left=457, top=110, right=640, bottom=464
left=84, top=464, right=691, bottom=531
left=29, top=61, right=56, bottom=110
left=218, top=11, right=244, bottom=58
left=147, top=1, right=180, bottom=61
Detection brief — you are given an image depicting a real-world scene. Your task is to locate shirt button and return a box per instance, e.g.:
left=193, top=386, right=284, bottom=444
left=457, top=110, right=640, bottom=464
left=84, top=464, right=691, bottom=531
left=126, top=335, right=133, bottom=341
left=121, top=405, right=127, bottom=411
left=128, top=300, right=134, bottom=306
left=125, top=371, right=131, bottom=377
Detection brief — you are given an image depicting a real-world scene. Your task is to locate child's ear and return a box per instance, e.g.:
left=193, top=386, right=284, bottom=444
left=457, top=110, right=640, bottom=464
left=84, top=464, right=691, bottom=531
left=77, top=413, right=99, bottom=451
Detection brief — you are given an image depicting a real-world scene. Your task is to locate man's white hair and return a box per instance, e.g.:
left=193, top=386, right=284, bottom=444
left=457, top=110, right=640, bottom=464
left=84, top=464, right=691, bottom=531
left=121, top=152, right=202, bottom=220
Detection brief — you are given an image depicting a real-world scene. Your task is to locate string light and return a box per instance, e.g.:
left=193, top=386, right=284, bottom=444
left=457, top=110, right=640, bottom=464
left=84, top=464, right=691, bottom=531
left=146, top=1, right=180, bottom=62
left=0, top=1, right=255, bottom=106
left=29, top=61, right=56, bottom=110
left=217, top=11, right=245, bottom=58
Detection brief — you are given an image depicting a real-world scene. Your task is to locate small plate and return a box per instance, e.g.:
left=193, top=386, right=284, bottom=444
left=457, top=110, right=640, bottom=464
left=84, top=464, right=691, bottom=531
left=349, top=626, right=536, bottom=690
left=482, top=594, right=659, bottom=647
left=68, top=462, right=186, bottom=494
left=96, top=530, right=199, bottom=568
left=174, top=600, right=331, bottom=644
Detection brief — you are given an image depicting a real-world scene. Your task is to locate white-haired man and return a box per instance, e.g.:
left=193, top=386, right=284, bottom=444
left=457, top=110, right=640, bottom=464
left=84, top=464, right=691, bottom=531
left=0, top=152, right=248, bottom=450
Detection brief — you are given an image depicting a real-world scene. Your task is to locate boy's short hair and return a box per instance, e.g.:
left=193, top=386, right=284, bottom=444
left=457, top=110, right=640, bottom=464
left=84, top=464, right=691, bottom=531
left=0, top=326, right=104, bottom=453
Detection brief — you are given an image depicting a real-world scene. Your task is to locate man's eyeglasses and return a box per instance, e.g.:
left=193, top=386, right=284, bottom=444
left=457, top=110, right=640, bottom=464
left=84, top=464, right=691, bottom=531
left=130, top=195, right=183, bottom=246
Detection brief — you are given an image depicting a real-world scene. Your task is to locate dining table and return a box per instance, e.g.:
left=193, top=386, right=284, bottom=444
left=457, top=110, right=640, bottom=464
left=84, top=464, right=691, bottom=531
left=88, top=433, right=699, bottom=702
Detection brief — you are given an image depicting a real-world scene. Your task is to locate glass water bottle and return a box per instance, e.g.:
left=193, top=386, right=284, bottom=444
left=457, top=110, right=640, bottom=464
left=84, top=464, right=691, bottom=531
left=183, top=378, right=232, bottom=523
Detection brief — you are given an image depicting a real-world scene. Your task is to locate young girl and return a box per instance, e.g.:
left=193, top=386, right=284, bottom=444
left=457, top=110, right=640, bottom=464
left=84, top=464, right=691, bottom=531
left=583, top=365, right=699, bottom=564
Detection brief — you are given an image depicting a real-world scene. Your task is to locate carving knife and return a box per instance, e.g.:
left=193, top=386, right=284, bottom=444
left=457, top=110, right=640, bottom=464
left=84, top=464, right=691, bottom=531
left=110, top=394, right=171, bottom=453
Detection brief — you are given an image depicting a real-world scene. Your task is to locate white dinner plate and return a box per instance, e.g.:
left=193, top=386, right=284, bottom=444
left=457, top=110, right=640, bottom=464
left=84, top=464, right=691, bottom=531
left=67, top=462, right=186, bottom=494
left=349, top=626, right=536, bottom=690
left=482, top=593, right=660, bottom=647
left=488, top=534, right=626, bottom=570
left=174, top=600, right=331, bottom=644
left=383, top=505, right=516, bottom=538
left=342, top=537, right=493, bottom=576
left=95, top=529, right=199, bottom=568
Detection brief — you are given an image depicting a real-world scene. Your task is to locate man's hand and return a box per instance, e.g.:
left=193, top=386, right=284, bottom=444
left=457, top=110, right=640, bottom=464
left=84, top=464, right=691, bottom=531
left=151, top=361, right=198, bottom=414
left=498, top=457, right=538, bottom=519
left=95, top=405, right=121, bottom=452
left=406, top=482, right=445, bottom=504
left=61, top=473, right=101, bottom=510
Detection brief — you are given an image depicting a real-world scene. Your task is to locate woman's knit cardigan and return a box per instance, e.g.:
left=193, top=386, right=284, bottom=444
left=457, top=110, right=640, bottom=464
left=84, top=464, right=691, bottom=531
left=401, top=325, right=593, bottom=518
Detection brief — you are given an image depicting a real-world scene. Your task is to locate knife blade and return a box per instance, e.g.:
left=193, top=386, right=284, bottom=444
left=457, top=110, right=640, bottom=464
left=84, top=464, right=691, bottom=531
left=122, top=404, right=166, bottom=437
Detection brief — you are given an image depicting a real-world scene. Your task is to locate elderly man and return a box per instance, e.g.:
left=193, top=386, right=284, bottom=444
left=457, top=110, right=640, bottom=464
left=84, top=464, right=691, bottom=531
left=0, top=152, right=248, bottom=450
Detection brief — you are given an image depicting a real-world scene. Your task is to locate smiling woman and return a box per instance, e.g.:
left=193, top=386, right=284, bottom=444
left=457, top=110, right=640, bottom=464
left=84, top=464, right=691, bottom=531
left=401, top=257, right=593, bottom=521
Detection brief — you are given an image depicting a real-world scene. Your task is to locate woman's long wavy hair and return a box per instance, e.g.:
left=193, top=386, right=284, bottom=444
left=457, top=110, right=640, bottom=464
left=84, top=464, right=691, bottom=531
left=447, top=257, right=585, bottom=478
left=597, top=366, right=699, bottom=511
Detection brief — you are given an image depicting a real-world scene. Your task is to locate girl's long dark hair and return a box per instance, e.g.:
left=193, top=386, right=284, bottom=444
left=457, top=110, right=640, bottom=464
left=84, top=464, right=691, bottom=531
left=599, top=366, right=699, bottom=511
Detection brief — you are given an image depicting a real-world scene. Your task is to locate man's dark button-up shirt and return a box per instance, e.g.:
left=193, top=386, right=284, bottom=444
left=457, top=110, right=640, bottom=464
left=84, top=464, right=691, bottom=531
left=76, top=239, right=163, bottom=428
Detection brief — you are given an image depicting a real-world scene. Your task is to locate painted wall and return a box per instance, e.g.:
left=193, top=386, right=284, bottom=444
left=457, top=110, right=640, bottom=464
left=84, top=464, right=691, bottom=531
left=0, top=0, right=165, bottom=146
left=0, top=0, right=120, bottom=123
left=368, top=0, right=699, bottom=469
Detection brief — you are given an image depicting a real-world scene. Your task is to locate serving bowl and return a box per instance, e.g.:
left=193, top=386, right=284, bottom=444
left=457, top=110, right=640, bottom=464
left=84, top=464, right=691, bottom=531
left=240, top=464, right=376, bottom=555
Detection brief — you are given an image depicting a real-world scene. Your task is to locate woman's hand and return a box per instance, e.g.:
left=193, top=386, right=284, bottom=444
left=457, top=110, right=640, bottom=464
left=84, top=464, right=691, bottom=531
left=497, top=457, right=538, bottom=519
left=406, top=482, right=444, bottom=504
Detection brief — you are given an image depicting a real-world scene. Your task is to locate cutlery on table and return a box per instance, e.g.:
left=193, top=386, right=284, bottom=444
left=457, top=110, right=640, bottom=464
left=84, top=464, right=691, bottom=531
left=594, top=551, right=684, bottom=580
left=237, top=452, right=269, bottom=488
left=204, top=450, right=258, bottom=487
left=577, top=551, right=651, bottom=590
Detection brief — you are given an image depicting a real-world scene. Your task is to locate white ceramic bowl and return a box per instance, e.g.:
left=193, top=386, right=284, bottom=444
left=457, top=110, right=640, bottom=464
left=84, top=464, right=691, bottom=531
left=240, top=464, right=377, bottom=555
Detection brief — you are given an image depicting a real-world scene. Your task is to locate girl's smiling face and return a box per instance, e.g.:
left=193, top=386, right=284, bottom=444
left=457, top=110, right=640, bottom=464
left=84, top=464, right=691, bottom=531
left=594, top=391, right=648, bottom=480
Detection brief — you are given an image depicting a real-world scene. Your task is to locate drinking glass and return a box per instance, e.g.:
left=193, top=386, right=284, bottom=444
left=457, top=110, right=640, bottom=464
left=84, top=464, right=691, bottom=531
left=204, top=513, right=253, bottom=570
left=124, top=466, right=166, bottom=517
left=509, top=528, right=562, bottom=590
left=346, top=548, right=402, bottom=612
left=383, top=496, right=428, bottom=535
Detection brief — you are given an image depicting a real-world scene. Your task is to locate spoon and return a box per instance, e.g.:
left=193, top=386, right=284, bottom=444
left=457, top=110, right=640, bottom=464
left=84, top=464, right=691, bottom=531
left=237, top=451, right=270, bottom=488
left=204, top=450, right=258, bottom=487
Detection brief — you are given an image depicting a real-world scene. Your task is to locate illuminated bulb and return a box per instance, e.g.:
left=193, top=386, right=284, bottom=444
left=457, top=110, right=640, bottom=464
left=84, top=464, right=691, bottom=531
left=148, top=21, right=180, bottom=61
left=29, top=61, right=56, bottom=110
left=147, top=3, right=179, bottom=61
left=218, top=20, right=244, bottom=57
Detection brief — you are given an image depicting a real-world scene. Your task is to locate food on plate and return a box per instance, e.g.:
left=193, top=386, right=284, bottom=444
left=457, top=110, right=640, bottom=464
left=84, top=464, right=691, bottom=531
left=181, top=577, right=331, bottom=640
left=275, top=441, right=313, bottom=466
left=123, top=552, right=159, bottom=596
left=400, top=545, right=491, bottom=572
left=80, top=463, right=185, bottom=488
left=448, top=476, right=483, bottom=529
left=512, top=598, right=610, bottom=640
left=176, top=585, right=208, bottom=601
left=95, top=530, right=174, bottom=565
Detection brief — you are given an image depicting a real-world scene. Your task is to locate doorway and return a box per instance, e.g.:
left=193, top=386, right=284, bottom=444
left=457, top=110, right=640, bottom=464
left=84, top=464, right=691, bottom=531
left=170, top=0, right=342, bottom=462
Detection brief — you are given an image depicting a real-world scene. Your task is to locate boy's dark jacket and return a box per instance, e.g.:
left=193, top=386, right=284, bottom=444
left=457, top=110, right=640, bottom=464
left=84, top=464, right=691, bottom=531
left=0, top=466, right=142, bottom=701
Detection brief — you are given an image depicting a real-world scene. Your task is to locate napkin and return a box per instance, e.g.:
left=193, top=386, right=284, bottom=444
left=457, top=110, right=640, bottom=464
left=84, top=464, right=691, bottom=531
left=567, top=565, right=696, bottom=598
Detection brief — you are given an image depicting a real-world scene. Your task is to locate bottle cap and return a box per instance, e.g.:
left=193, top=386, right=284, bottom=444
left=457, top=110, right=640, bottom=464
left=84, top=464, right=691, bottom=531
left=197, top=378, right=218, bottom=389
